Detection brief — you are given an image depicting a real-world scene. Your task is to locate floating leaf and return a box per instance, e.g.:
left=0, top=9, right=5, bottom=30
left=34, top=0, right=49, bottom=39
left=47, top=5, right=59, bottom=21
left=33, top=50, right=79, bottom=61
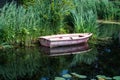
left=96, top=75, right=106, bottom=80
left=62, top=74, right=72, bottom=78
left=71, top=72, right=87, bottom=78
left=113, top=76, right=120, bottom=80
left=55, top=77, right=65, bottom=80
left=96, top=75, right=106, bottom=78
left=105, top=77, right=112, bottom=80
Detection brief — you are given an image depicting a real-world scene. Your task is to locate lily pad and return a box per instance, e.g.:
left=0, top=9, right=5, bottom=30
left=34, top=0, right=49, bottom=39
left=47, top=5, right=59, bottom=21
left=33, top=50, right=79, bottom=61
left=96, top=75, right=112, bottom=80
left=71, top=72, right=87, bottom=78
left=96, top=75, right=106, bottom=78
left=55, top=77, right=65, bottom=80
left=62, top=74, right=72, bottom=78
left=90, top=79, right=97, bottom=80
left=105, top=77, right=112, bottom=80
left=113, top=76, right=120, bottom=80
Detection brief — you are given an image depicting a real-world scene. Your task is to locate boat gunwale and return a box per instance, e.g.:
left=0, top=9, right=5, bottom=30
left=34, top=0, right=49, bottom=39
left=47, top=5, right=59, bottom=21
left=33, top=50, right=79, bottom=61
left=39, top=33, right=92, bottom=42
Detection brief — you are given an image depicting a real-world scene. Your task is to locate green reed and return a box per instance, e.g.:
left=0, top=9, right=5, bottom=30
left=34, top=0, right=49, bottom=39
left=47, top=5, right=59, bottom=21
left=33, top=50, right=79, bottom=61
left=2, top=0, right=117, bottom=46
left=0, top=1, right=48, bottom=46
left=0, top=2, right=41, bottom=46
left=95, top=0, right=120, bottom=21
left=71, top=0, right=98, bottom=38
left=0, top=0, right=74, bottom=46
left=96, top=0, right=114, bottom=20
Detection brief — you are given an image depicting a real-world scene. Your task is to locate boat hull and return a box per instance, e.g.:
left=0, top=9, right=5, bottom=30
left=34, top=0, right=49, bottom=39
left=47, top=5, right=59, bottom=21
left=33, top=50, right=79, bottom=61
left=39, top=33, right=92, bottom=48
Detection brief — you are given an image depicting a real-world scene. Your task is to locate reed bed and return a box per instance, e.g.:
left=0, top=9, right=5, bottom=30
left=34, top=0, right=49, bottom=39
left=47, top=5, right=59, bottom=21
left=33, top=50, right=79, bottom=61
left=1, top=0, right=118, bottom=47
left=96, top=0, right=120, bottom=21
left=0, top=0, right=73, bottom=46
left=0, top=2, right=41, bottom=46
left=71, top=0, right=98, bottom=38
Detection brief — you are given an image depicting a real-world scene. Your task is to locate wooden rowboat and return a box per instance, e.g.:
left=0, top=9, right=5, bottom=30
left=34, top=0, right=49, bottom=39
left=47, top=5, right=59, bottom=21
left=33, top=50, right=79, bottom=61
left=39, top=33, right=92, bottom=48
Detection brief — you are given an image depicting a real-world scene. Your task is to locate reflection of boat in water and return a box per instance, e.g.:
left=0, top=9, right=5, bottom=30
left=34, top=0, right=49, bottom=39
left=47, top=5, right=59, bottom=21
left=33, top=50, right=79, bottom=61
left=40, top=43, right=91, bottom=56
left=39, top=33, right=92, bottom=48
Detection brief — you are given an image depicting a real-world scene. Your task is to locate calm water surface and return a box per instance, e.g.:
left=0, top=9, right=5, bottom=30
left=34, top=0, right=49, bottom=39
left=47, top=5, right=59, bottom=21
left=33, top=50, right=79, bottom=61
left=0, top=24, right=120, bottom=80
left=0, top=42, right=120, bottom=80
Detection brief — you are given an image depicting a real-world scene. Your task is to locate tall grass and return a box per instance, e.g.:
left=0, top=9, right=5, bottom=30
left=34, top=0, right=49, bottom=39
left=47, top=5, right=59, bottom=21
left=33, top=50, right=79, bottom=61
left=96, top=0, right=114, bottom=20
left=20, top=0, right=120, bottom=21
left=50, top=0, right=74, bottom=34
left=71, top=0, right=98, bottom=38
left=0, top=0, right=73, bottom=46
left=2, top=0, right=117, bottom=46
left=95, top=0, right=120, bottom=21
left=0, top=3, right=41, bottom=46
left=0, top=2, right=47, bottom=46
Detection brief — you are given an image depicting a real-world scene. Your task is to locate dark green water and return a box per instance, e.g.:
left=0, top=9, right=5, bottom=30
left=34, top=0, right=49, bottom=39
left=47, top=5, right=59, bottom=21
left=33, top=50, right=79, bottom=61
left=0, top=41, right=120, bottom=80
left=0, top=24, right=120, bottom=80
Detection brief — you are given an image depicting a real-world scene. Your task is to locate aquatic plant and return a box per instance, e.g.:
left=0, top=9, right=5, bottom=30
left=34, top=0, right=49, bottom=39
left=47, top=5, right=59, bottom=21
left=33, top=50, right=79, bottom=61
left=95, top=0, right=120, bottom=21
left=0, top=3, right=41, bottom=46
left=49, top=0, right=74, bottom=34
left=96, top=0, right=114, bottom=20
left=0, top=0, right=74, bottom=46
left=0, top=1, right=49, bottom=46
left=113, top=76, right=120, bottom=80
left=55, top=77, right=65, bottom=80
left=71, top=0, right=98, bottom=38
left=71, top=73, right=87, bottom=79
left=96, top=75, right=112, bottom=80
left=20, top=0, right=35, bottom=6
left=55, top=72, right=88, bottom=79
left=1, top=0, right=120, bottom=47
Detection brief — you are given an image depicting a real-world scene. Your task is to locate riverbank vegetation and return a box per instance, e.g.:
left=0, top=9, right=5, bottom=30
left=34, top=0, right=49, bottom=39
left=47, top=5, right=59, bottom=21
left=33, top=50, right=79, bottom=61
left=0, top=0, right=119, bottom=47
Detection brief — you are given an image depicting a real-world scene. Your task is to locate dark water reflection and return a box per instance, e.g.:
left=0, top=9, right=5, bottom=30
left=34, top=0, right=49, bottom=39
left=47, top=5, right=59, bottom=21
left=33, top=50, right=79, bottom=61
left=0, top=42, right=120, bottom=80
left=41, top=43, right=90, bottom=56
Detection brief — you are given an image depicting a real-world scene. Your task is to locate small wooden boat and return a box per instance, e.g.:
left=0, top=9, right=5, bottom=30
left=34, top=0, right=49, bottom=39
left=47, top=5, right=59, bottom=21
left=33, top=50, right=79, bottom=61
left=39, top=33, right=92, bottom=48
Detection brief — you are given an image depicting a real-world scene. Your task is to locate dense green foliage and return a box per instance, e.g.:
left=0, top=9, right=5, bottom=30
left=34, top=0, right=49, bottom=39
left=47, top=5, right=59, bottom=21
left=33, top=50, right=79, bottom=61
left=95, top=0, right=120, bottom=21
left=71, top=0, right=98, bottom=38
left=0, top=3, right=40, bottom=46
left=1, top=0, right=119, bottom=46
left=0, top=0, right=73, bottom=46
left=21, top=0, right=120, bottom=21
left=0, top=0, right=98, bottom=46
